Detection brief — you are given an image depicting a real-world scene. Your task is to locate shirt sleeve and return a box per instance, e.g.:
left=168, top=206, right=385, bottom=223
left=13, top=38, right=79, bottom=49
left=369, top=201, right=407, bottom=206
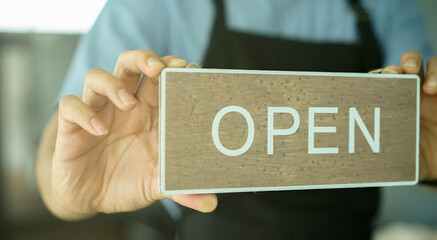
left=367, top=0, right=435, bottom=67
left=57, top=0, right=170, bottom=100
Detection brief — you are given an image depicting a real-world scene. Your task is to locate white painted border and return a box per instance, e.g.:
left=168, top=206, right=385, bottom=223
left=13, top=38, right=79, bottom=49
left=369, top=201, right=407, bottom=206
left=159, top=68, right=420, bottom=195
left=416, top=72, right=421, bottom=183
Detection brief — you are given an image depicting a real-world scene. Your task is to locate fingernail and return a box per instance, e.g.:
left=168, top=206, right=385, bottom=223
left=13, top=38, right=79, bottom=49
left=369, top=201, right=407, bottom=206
left=118, top=89, right=137, bottom=106
left=200, top=196, right=217, bottom=213
left=425, top=76, right=437, bottom=90
left=147, top=57, right=165, bottom=68
left=91, top=118, right=108, bottom=135
left=170, top=58, right=187, bottom=65
left=403, top=59, right=418, bottom=70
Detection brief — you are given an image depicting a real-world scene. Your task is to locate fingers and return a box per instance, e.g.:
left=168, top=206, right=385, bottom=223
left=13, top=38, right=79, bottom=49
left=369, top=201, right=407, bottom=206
left=83, top=68, right=137, bottom=111
left=170, top=194, right=218, bottom=213
left=401, top=51, right=423, bottom=74
left=381, top=65, right=402, bottom=74
left=84, top=50, right=179, bottom=111
left=424, top=56, right=437, bottom=95
left=79, top=51, right=188, bottom=121
left=161, top=55, right=188, bottom=67
left=58, top=95, right=108, bottom=136
left=112, top=50, right=166, bottom=93
left=135, top=55, right=188, bottom=108
left=79, top=51, right=189, bottom=122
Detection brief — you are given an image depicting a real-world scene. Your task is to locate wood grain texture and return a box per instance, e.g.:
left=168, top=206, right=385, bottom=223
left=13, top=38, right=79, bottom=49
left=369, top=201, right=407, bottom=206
left=160, top=69, right=418, bottom=192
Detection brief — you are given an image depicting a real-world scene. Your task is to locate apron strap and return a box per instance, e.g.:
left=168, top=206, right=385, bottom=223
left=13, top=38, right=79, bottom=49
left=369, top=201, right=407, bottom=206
left=212, top=0, right=227, bottom=37
left=348, top=0, right=383, bottom=69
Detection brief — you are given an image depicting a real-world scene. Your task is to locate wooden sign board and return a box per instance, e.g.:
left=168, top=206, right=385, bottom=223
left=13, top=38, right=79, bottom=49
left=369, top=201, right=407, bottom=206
left=159, top=68, right=419, bottom=194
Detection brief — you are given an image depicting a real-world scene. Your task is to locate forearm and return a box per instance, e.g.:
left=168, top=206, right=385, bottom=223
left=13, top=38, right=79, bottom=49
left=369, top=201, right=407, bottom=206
left=35, top=112, right=95, bottom=221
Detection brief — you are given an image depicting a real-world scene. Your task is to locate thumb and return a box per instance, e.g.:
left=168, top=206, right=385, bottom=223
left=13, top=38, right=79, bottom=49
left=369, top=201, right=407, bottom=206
left=170, top=194, right=218, bottom=213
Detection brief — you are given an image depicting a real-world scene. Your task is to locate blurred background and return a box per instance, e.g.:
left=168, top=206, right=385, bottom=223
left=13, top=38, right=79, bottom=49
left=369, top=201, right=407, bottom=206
left=0, top=0, right=437, bottom=239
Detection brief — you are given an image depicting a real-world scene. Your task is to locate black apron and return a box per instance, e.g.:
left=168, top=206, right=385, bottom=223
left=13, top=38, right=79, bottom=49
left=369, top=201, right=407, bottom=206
left=177, top=0, right=382, bottom=239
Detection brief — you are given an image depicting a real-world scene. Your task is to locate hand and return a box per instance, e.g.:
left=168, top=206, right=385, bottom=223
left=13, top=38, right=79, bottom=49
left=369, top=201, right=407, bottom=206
left=382, top=51, right=437, bottom=181
left=53, top=50, right=217, bottom=215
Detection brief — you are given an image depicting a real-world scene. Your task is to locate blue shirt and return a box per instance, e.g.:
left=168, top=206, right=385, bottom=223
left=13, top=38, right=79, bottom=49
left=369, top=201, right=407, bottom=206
left=59, top=0, right=434, bottom=98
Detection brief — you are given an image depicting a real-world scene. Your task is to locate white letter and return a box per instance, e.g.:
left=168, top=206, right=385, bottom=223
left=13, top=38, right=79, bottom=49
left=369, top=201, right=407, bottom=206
left=212, top=106, right=255, bottom=156
left=308, top=107, right=339, bottom=154
left=349, top=107, right=380, bottom=153
left=267, top=107, right=300, bottom=154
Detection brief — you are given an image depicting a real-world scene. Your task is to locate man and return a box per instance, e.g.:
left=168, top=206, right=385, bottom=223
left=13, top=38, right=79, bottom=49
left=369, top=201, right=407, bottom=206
left=36, top=0, right=437, bottom=239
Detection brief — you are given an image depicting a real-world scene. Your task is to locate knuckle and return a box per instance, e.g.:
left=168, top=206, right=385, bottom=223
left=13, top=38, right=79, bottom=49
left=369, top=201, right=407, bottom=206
left=59, top=95, right=75, bottom=109
left=139, top=49, right=154, bottom=55
left=58, top=95, right=80, bottom=118
left=162, top=55, right=175, bottom=59
left=139, top=50, right=159, bottom=61
left=118, top=50, right=132, bottom=62
left=85, top=68, right=104, bottom=84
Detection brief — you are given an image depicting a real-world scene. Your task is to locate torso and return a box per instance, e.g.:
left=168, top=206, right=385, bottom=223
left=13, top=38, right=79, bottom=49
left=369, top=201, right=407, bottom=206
left=177, top=0, right=382, bottom=239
